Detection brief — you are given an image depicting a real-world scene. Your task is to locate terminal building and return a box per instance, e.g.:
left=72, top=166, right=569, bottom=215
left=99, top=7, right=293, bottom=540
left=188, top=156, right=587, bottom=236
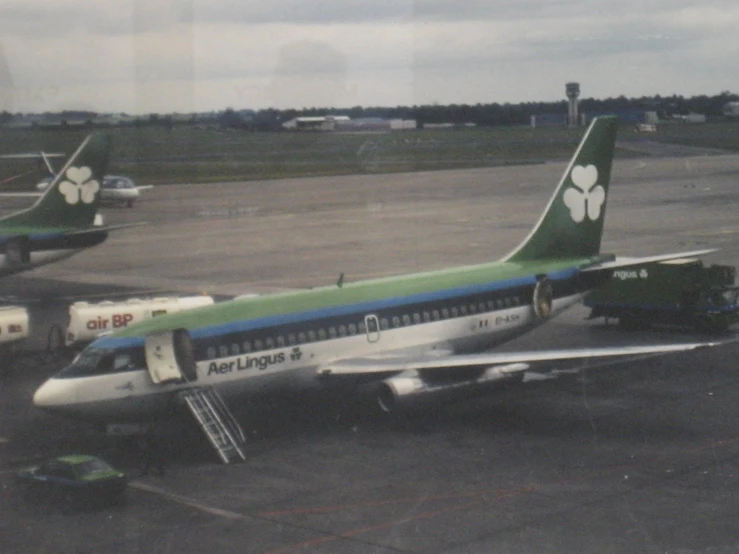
left=282, top=115, right=416, bottom=132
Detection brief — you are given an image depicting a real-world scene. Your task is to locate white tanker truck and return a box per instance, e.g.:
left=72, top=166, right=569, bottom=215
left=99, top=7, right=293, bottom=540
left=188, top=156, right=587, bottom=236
left=65, top=296, right=214, bottom=347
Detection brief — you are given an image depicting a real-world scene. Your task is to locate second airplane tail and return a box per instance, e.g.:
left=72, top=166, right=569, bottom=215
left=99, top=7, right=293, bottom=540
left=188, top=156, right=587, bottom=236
left=503, top=116, right=618, bottom=263
left=1, top=134, right=111, bottom=229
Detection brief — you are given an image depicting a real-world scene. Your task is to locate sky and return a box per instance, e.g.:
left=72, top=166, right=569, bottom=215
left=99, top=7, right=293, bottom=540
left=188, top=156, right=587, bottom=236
left=0, top=0, right=737, bottom=115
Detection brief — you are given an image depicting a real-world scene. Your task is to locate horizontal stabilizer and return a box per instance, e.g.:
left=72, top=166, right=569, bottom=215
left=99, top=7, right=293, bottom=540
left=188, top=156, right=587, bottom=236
left=581, top=249, right=718, bottom=272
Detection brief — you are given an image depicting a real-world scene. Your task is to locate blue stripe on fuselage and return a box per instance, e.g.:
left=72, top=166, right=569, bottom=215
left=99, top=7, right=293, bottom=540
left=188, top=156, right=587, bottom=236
left=94, top=267, right=580, bottom=350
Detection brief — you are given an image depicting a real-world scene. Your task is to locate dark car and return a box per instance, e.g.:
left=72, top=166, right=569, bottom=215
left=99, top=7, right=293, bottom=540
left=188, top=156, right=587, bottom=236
left=15, top=455, right=128, bottom=506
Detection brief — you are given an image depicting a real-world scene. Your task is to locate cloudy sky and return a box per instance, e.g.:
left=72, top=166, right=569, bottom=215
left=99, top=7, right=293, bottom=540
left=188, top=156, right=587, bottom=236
left=0, top=0, right=737, bottom=114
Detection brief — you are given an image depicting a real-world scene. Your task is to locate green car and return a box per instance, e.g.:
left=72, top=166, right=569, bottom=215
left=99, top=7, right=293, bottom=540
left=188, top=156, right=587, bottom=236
left=15, top=455, right=127, bottom=505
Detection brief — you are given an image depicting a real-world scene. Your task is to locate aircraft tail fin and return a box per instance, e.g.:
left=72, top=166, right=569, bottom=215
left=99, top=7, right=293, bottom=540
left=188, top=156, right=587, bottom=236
left=502, top=116, right=618, bottom=262
left=1, top=134, right=111, bottom=229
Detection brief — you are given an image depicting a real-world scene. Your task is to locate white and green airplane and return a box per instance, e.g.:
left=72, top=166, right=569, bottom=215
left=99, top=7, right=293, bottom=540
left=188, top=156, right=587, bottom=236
left=0, top=134, right=128, bottom=275
left=33, top=117, right=717, bottom=463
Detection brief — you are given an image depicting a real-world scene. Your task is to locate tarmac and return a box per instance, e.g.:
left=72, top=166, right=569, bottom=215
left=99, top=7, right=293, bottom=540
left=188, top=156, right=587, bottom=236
left=2, top=150, right=739, bottom=553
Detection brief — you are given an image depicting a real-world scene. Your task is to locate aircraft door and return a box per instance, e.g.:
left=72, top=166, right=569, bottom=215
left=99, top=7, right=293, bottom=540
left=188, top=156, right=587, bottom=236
left=6, top=236, right=30, bottom=265
left=144, top=328, right=198, bottom=384
left=533, top=277, right=553, bottom=319
left=365, top=314, right=380, bottom=343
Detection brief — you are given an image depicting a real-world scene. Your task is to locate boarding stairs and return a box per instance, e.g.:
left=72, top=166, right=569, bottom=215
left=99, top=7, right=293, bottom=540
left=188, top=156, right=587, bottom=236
left=180, top=387, right=247, bottom=464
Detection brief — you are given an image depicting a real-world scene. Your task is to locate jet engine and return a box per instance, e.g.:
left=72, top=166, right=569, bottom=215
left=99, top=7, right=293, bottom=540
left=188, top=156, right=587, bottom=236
left=376, top=363, right=529, bottom=413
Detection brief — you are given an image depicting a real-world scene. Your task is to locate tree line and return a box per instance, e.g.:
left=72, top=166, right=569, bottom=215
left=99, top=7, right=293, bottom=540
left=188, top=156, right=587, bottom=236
left=4, top=91, right=738, bottom=130
left=227, top=91, right=739, bottom=129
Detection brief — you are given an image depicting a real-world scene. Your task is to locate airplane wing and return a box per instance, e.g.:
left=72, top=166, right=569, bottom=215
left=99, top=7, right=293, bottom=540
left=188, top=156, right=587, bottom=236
left=0, top=192, right=42, bottom=197
left=581, top=249, right=718, bottom=272
left=317, top=341, right=717, bottom=378
left=0, top=152, right=65, bottom=174
left=135, top=185, right=154, bottom=191
left=64, top=222, right=147, bottom=235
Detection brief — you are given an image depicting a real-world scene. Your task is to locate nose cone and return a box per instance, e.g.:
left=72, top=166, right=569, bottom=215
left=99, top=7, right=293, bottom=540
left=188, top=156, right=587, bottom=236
left=33, top=378, right=71, bottom=411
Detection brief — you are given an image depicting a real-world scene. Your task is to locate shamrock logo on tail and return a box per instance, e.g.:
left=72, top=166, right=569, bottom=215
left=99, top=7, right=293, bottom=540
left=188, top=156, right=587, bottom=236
left=58, top=166, right=100, bottom=205
left=563, top=164, right=605, bottom=223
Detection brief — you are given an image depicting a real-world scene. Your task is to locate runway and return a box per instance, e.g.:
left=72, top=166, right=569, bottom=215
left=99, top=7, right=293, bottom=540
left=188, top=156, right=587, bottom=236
left=2, top=152, right=739, bottom=553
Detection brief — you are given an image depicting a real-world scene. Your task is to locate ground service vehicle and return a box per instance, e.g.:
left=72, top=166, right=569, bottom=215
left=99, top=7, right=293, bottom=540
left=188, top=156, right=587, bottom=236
left=585, top=258, right=739, bottom=332
left=15, top=455, right=127, bottom=506
left=66, top=295, right=214, bottom=347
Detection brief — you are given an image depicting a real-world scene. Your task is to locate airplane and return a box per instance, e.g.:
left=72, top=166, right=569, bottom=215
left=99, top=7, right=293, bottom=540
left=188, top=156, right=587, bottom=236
left=32, top=116, right=720, bottom=463
left=37, top=174, right=153, bottom=208
left=0, top=134, right=135, bottom=276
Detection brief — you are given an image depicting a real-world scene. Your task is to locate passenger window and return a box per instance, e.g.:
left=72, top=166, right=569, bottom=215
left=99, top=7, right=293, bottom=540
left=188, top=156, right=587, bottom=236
left=422, top=312, right=430, bottom=322
left=478, top=302, right=486, bottom=313
left=469, top=304, right=477, bottom=314
left=380, top=318, right=389, bottom=330
left=307, top=330, right=316, bottom=342
left=207, top=347, right=216, bottom=359
left=242, top=341, right=251, bottom=353
left=459, top=305, right=467, bottom=315
left=219, top=345, right=228, bottom=357
left=432, top=310, right=440, bottom=321
left=231, top=344, right=240, bottom=356
left=413, top=313, right=421, bottom=324
left=297, top=332, right=306, bottom=343
left=329, top=327, right=337, bottom=338
left=348, top=323, right=357, bottom=335
left=288, top=334, right=296, bottom=345
left=265, top=337, right=274, bottom=349
left=338, top=325, right=347, bottom=337
left=277, top=336, right=285, bottom=347
left=254, top=339, right=263, bottom=351
left=441, top=308, right=449, bottom=319
left=402, top=314, right=411, bottom=326
left=451, top=307, right=458, bottom=317
left=358, top=322, right=366, bottom=334
left=318, top=328, right=327, bottom=340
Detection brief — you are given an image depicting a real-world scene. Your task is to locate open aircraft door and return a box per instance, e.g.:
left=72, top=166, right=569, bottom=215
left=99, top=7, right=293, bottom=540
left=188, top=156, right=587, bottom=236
left=144, top=328, right=198, bottom=384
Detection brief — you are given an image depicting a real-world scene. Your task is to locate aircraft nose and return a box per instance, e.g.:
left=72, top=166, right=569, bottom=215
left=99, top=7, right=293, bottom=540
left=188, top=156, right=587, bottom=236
left=33, top=378, right=71, bottom=410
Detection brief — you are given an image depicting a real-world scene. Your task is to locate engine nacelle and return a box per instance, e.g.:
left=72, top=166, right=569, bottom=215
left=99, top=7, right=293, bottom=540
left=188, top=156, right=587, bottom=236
left=377, top=363, right=529, bottom=413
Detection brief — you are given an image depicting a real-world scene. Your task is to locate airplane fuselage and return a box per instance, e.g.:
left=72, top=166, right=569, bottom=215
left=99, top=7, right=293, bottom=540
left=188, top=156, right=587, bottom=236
left=34, top=258, right=609, bottom=422
left=0, top=230, right=108, bottom=277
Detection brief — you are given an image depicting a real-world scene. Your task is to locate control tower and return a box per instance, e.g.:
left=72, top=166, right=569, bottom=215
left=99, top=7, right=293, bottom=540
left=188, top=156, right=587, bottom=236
left=566, top=82, right=580, bottom=126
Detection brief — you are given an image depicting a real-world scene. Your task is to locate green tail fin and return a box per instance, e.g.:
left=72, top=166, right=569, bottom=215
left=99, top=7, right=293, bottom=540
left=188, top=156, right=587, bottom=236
left=1, top=134, right=111, bottom=229
left=503, top=116, right=618, bottom=262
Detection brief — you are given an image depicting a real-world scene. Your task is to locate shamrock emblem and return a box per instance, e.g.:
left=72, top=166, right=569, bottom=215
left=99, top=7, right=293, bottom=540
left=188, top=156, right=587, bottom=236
left=290, top=347, right=302, bottom=361
left=562, top=164, right=605, bottom=223
left=58, top=166, right=100, bottom=205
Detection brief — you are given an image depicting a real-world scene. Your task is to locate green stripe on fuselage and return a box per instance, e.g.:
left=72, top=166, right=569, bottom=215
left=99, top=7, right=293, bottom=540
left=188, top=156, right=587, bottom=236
left=112, top=256, right=604, bottom=338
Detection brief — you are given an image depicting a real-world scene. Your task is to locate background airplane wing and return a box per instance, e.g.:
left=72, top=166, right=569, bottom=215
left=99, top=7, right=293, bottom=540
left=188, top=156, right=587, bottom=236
left=64, top=222, right=148, bottom=235
left=0, top=192, right=42, bottom=197
left=317, top=341, right=718, bottom=378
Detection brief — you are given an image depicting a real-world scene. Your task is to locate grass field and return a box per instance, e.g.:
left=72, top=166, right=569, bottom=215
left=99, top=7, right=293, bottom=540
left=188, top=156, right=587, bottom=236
left=1, top=120, right=738, bottom=187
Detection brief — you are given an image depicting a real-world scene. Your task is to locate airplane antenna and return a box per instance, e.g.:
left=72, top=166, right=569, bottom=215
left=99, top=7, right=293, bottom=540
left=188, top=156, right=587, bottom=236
left=337, top=272, right=344, bottom=288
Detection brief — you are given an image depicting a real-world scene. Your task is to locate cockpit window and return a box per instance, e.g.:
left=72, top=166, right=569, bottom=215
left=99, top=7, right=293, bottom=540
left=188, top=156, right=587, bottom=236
left=57, top=346, right=145, bottom=378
